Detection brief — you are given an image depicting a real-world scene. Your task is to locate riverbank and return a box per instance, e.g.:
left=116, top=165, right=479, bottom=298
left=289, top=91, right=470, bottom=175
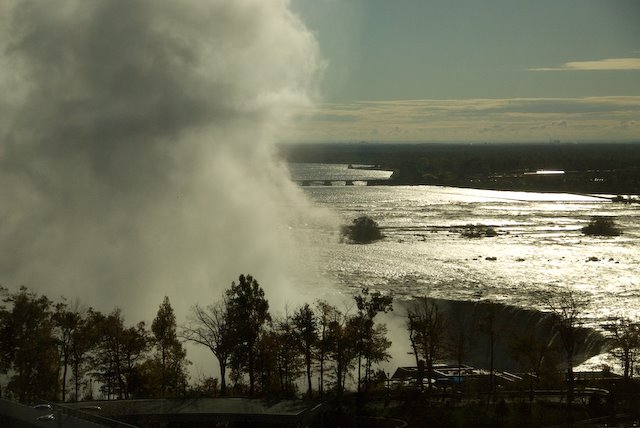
left=281, top=141, right=640, bottom=195
left=384, top=168, right=640, bottom=198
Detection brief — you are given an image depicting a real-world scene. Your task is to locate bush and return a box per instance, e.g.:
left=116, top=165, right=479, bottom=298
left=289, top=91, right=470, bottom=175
left=341, top=215, right=383, bottom=244
left=582, top=216, right=621, bottom=236
left=459, top=224, right=498, bottom=238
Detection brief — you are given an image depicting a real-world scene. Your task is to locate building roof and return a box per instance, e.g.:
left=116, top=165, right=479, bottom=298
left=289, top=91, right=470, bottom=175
left=391, top=364, right=522, bottom=384
left=0, top=398, right=112, bottom=428
left=391, top=364, right=475, bottom=381
left=2, top=397, right=325, bottom=428
left=65, top=398, right=324, bottom=426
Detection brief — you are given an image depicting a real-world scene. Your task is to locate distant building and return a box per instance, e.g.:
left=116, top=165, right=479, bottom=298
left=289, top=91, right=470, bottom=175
left=390, top=363, right=522, bottom=390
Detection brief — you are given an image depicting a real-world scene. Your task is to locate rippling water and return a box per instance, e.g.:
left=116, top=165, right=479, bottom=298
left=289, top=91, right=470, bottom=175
left=293, top=164, right=640, bottom=328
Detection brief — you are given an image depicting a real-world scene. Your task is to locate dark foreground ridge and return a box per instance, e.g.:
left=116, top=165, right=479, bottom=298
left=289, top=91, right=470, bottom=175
left=280, top=141, right=640, bottom=194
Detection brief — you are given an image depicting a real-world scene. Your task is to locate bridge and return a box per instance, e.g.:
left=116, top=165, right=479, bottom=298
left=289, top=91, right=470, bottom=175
left=288, top=164, right=394, bottom=187
left=296, top=178, right=391, bottom=186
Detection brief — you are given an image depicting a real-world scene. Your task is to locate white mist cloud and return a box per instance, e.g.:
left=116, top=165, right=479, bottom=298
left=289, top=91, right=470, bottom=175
left=0, top=0, right=334, bottom=324
left=530, top=57, right=640, bottom=71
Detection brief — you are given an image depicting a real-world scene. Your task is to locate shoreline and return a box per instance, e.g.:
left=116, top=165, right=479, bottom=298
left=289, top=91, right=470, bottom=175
left=369, top=180, right=623, bottom=197
left=371, top=178, right=640, bottom=201
left=282, top=141, right=640, bottom=196
left=295, top=162, right=640, bottom=201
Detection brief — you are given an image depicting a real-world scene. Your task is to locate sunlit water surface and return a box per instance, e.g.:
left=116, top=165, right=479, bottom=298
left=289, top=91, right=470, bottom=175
left=292, top=165, right=639, bottom=330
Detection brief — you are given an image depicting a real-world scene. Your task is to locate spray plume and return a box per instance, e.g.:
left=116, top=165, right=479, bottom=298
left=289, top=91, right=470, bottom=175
left=0, top=0, right=330, bottom=322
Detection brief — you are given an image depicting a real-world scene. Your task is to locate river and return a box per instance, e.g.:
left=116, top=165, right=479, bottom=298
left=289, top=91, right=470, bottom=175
left=291, top=163, right=640, bottom=330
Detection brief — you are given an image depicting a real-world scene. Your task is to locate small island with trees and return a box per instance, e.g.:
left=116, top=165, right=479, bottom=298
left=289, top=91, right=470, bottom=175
left=341, top=215, right=384, bottom=244
left=459, top=224, right=499, bottom=238
left=582, top=216, right=622, bottom=237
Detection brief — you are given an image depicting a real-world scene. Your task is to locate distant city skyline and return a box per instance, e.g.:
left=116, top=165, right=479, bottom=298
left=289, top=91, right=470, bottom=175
left=286, top=0, right=640, bottom=143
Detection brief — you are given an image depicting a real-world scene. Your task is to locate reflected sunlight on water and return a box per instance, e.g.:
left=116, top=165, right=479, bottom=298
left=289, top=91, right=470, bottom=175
left=297, top=175, right=639, bottom=328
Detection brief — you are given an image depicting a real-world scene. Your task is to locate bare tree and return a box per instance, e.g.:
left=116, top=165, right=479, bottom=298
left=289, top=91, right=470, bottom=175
left=315, top=300, right=336, bottom=398
left=292, top=303, right=317, bottom=398
left=353, top=288, right=393, bottom=393
left=406, top=308, right=424, bottom=390
left=327, top=309, right=358, bottom=396
left=182, top=299, right=233, bottom=395
left=543, top=290, right=589, bottom=412
left=449, top=311, right=472, bottom=392
left=510, top=330, right=556, bottom=402
left=407, top=296, right=447, bottom=395
left=603, top=316, right=640, bottom=383
left=477, top=301, right=502, bottom=400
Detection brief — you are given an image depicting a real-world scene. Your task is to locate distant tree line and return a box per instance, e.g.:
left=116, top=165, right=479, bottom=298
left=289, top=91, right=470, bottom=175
left=281, top=142, right=640, bottom=193
left=281, top=142, right=640, bottom=176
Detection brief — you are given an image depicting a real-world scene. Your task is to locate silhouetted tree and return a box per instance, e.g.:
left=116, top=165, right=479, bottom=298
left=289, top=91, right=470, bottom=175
left=362, top=323, right=391, bottom=393
left=341, top=215, right=383, bottom=244
left=0, top=286, right=58, bottom=402
left=226, top=274, right=271, bottom=397
left=510, top=330, right=556, bottom=402
left=603, top=316, right=640, bottom=383
left=478, top=302, right=501, bottom=400
left=407, top=296, right=447, bottom=395
left=69, top=308, right=99, bottom=401
left=121, top=321, right=150, bottom=397
left=0, top=285, right=8, bottom=398
left=292, top=303, right=317, bottom=398
left=151, top=296, right=189, bottom=397
left=544, top=290, right=589, bottom=419
left=255, top=327, right=279, bottom=395
left=314, top=295, right=391, bottom=398
left=326, top=307, right=358, bottom=396
left=449, top=312, right=473, bottom=392
left=273, top=313, right=303, bottom=397
left=52, top=299, right=84, bottom=402
left=582, top=216, right=621, bottom=236
left=353, top=288, right=393, bottom=393
left=183, top=298, right=233, bottom=395
left=91, top=309, right=150, bottom=399
left=190, top=374, right=219, bottom=397
left=406, top=307, right=425, bottom=391
left=90, top=310, right=123, bottom=399
left=315, top=300, right=336, bottom=398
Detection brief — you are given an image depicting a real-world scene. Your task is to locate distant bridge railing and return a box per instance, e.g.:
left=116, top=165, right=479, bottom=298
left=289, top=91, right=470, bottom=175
left=296, top=178, right=391, bottom=186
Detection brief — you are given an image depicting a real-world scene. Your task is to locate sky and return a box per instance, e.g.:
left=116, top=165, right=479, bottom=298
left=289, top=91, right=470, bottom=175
left=287, top=0, right=640, bottom=143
